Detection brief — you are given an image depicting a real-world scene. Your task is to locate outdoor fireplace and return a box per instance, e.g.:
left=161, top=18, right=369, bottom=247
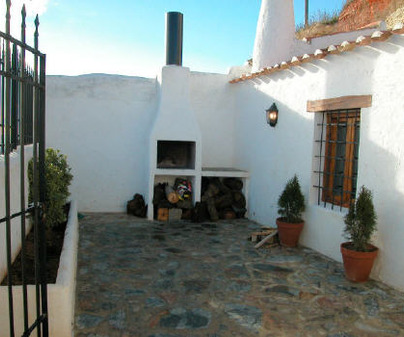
left=157, top=140, right=196, bottom=169
left=147, top=11, right=202, bottom=219
left=147, top=11, right=249, bottom=220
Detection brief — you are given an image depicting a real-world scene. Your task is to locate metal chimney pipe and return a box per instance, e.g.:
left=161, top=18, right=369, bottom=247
left=166, top=12, right=183, bottom=66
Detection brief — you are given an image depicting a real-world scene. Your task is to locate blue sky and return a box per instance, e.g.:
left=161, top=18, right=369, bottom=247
left=2, top=0, right=345, bottom=77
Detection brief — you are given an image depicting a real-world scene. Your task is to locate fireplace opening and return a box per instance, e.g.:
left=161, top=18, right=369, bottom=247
left=157, top=140, right=196, bottom=169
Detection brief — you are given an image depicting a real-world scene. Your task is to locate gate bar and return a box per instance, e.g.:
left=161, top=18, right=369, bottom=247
left=4, top=0, right=16, bottom=336
left=20, top=4, right=29, bottom=331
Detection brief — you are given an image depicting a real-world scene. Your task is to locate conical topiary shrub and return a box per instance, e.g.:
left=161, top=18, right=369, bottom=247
left=276, top=175, right=305, bottom=247
left=341, top=186, right=378, bottom=282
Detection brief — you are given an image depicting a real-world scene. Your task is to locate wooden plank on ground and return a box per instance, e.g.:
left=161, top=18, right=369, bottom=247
left=254, top=230, right=278, bottom=249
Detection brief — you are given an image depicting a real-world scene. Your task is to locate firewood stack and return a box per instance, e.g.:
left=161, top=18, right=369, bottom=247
left=153, top=179, right=194, bottom=221
left=152, top=177, right=246, bottom=222
left=199, top=177, right=246, bottom=222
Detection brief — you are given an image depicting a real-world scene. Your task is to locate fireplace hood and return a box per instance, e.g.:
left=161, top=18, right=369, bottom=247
left=149, top=65, right=202, bottom=170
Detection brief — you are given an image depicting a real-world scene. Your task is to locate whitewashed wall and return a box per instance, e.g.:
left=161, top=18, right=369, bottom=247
left=46, top=71, right=236, bottom=212
left=234, top=34, right=404, bottom=292
left=0, top=146, right=32, bottom=282
left=190, top=71, right=236, bottom=168
left=46, top=74, right=157, bottom=212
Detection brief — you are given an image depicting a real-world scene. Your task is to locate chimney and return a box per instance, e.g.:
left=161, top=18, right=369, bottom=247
left=166, top=12, right=183, bottom=66
left=252, top=0, right=295, bottom=72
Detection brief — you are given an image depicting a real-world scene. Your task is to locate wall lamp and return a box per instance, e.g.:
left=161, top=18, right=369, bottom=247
left=266, top=103, right=278, bottom=127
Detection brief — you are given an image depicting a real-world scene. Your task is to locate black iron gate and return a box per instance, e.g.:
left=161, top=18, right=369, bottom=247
left=1, top=1, right=47, bottom=336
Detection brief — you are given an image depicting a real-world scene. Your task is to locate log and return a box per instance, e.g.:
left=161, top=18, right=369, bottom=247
left=214, top=193, right=233, bottom=209
left=255, top=230, right=278, bottom=249
left=232, top=205, right=246, bottom=218
left=219, top=209, right=236, bottom=220
left=223, top=178, right=243, bottom=191
left=206, top=199, right=219, bottom=222
left=192, top=202, right=209, bottom=223
left=211, top=177, right=231, bottom=194
left=201, top=183, right=220, bottom=201
left=232, top=191, right=246, bottom=209
left=177, top=199, right=193, bottom=209
left=165, top=185, right=179, bottom=204
left=153, top=183, right=166, bottom=205
left=181, top=209, right=193, bottom=220
left=157, top=208, right=169, bottom=221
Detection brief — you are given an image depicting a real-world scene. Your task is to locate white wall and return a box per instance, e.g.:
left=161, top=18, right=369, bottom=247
left=46, top=71, right=236, bottom=212
left=234, top=34, right=404, bottom=292
left=0, top=146, right=32, bottom=282
left=190, top=71, right=236, bottom=168
left=46, top=74, right=158, bottom=212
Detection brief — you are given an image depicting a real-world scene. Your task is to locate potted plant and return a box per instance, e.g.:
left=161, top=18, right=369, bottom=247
left=341, top=186, right=378, bottom=282
left=276, top=175, right=305, bottom=247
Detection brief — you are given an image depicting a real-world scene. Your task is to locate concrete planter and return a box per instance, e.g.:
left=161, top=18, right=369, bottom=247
left=0, top=200, right=79, bottom=337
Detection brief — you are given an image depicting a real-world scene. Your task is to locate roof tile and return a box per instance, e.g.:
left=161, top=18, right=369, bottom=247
left=230, top=25, right=403, bottom=83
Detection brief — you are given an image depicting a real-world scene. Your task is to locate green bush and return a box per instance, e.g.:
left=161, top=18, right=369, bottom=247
left=28, top=148, right=73, bottom=228
left=277, top=175, right=305, bottom=223
left=344, top=186, right=377, bottom=252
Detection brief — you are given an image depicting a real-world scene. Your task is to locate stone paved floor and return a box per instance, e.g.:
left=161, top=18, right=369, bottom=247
left=74, top=213, right=404, bottom=337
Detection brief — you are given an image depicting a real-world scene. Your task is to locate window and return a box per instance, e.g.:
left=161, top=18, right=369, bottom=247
left=314, top=109, right=360, bottom=209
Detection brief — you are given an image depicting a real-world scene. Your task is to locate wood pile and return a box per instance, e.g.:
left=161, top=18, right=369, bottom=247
left=152, top=177, right=247, bottom=222
left=153, top=178, right=194, bottom=221
left=197, top=177, right=246, bottom=222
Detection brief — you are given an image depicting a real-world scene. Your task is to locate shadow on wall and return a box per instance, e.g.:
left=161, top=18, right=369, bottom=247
left=233, top=78, right=314, bottom=227
left=363, top=36, right=404, bottom=290
left=233, top=34, right=404, bottom=291
left=320, top=34, right=404, bottom=290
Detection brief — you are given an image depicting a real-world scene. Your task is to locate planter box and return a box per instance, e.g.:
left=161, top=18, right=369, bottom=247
left=0, top=200, right=79, bottom=337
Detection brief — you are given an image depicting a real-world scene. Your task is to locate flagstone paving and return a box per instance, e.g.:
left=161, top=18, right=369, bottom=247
left=74, top=213, right=404, bottom=337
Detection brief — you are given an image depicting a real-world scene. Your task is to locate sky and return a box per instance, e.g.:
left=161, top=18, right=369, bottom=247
left=1, top=0, right=345, bottom=77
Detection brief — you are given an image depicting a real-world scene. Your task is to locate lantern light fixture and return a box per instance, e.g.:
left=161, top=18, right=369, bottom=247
left=266, top=103, right=278, bottom=127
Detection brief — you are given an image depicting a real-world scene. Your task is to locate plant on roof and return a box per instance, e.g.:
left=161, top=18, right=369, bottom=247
left=277, top=175, right=305, bottom=223
left=344, top=186, right=377, bottom=252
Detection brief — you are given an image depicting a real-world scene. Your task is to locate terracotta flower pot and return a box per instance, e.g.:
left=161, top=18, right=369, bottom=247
left=340, top=242, right=378, bottom=282
left=276, top=218, right=304, bottom=247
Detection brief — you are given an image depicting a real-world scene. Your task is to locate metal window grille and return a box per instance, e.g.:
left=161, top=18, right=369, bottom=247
left=314, top=108, right=360, bottom=211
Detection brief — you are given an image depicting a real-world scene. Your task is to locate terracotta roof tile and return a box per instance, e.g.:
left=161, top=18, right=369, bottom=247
left=229, top=25, right=403, bottom=84
left=314, top=49, right=327, bottom=59
left=327, top=45, right=339, bottom=54
left=392, top=23, right=404, bottom=34
left=291, top=56, right=301, bottom=66
left=371, top=30, right=392, bottom=41
left=356, top=35, right=372, bottom=45
left=301, top=53, right=313, bottom=63
left=338, top=40, right=356, bottom=52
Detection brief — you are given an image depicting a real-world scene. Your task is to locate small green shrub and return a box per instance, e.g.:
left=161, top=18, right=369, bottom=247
left=28, top=148, right=73, bottom=228
left=344, top=186, right=377, bottom=252
left=277, top=175, right=305, bottom=223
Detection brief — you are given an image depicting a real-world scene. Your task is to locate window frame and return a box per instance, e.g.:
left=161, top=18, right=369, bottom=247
left=321, top=110, right=360, bottom=208
left=307, top=95, right=371, bottom=210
